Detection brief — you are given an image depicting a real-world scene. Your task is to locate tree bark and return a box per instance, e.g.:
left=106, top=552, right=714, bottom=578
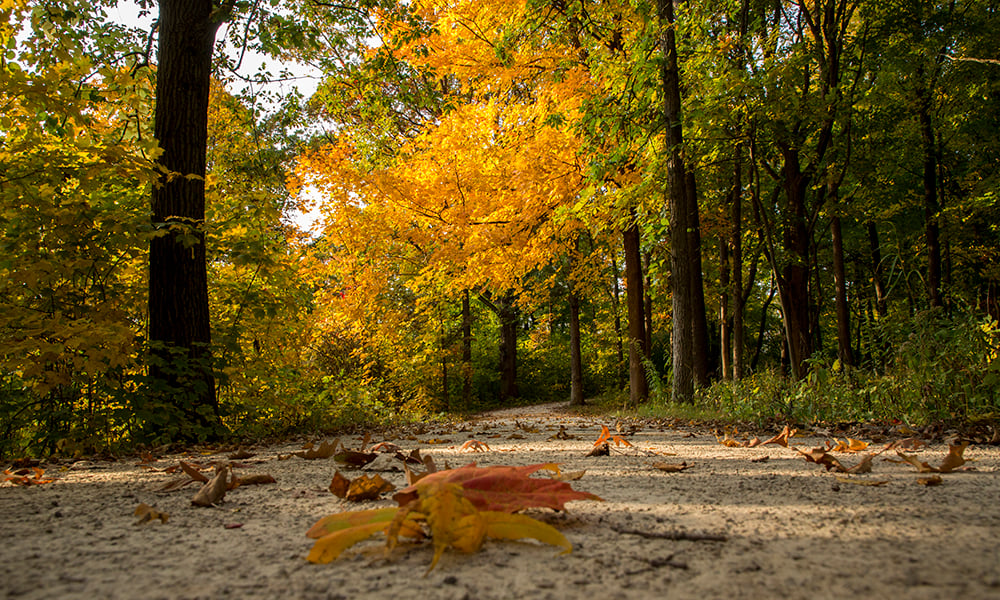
left=568, top=288, right=585, bottom=406
left=659, top=0, right=704, bottom=403
left=609, top=251, right=626, bottom=389
left=147, top=0, right=225, bottom=440
left=623, top=216, right=649, bottom=405
left=831, top=212, right=854, bottom=367
left=915, top=67, right=943, bottom=308
left=731, top=142, right=746, bottom=381
left=462, top=289, right=472, bottom=406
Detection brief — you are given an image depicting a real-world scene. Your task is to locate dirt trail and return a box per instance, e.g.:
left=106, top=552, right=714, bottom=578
left=2, top=403, right=999, bottom=599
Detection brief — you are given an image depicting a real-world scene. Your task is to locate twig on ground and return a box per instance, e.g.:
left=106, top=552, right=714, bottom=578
left=611, top=525, right=728, bottom=542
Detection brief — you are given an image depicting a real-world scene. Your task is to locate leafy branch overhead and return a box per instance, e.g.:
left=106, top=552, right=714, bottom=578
left=307, top=462, right=602, bottom=571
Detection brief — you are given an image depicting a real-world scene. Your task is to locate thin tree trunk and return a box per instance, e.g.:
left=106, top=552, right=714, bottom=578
left=623, top=215, right=649, bottom=404
left=147, top=0, right=225, bottom=441
left=609, top=252, right=626, bottom=389
left=831, top=212, right=854, bottom=367
left=462, top=290, right=472, bottom=406
left=569, top=288, right=585, bottom=406
left=719, top=234, right=732, bottom=381
left=731, top=143, right=746, bottom=381
left=915, top=68, right=943, bottom=308
left=867, top=223, right=887, bottom=319
left=687, top=170, right=710, bottom=388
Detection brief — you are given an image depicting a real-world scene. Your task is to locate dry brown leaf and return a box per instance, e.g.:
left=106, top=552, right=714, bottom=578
left=896, top=452, right=937, bottom=473
left=586, top=442, right=610, bottom=457
left=917, top=475, right=943, bottom=486
left=760, top=425, right=796, bottom=448
left=846, top=454, right=874, bottom=474
left=549, top=426, right=575, bottom=441
left=333, top=449, right=378, bottom=467
left=460, top=440, right=490, bottom=453
left=797, top=447, right=847, bottom=472
left=333, top=473, right=395, bottom=501
left=551, top=469, right=586, bottom=482
left=227, top=448, right=255, bottom=460
left=133, top=503, right=169, bottom=525
left=652, top=462, right=693, bottom=473
left=180, top=461, right=209, bottom=482
left=746, top=437, right=762, bottom=448
left=231, top=474, right=276, bottom=488
left=191, top=464, right=230, bottom=507
left=293, top=439, right=340, bottom=460
left=938, top=442, right=969, bottom=473
left=329, top=471, right=351, bottom=498
left=717, top=435, right=744, bottom=448
left=421, top=438, right=451, bottom=445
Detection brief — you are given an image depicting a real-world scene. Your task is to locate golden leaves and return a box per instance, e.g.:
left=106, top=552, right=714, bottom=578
left=306, top=463, right=601, bottom=571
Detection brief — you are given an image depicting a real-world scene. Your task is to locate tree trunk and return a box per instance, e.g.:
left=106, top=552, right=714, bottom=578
left=659, top=0, right=702, bottom=403
left=687, top=170, right=710, bottom=388
left=776, top=147, right=812, bottom=381
left=623, top=216, right=649, bottom=405
left=462, top=289, right=472, bottom=406
left=867, top=223, right=887, bottom=319
left=568, top=288, right=585, bottom=406
left=830, top=212, right=854, bottom=367
left=915, top=69, right=943, bottom=308
left=147, top=0, right=224, bottom=441
left=498, top=296, right=519, bottom=402
left=719, top=234, right=732, bottom=381
left=731, top=143, right=746, bottom=381
left=609, top=252, right=626, bottom=389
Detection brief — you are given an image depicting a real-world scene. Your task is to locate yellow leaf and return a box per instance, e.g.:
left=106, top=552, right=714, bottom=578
left=483, top=511, right=572, bottom=554
left=307, top=521, right=390, bottom=564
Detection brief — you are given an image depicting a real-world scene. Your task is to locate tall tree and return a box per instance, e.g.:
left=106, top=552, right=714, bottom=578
left=658, top=0, right=706, bottom=403
left=147, top=0, right=231, bottom=439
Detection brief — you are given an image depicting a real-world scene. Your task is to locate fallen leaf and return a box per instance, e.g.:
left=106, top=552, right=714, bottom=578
left=371, top=442, right=403, bottom=453
left=797, top=447, right=847, bottom=472
left=347, top=474, right=396, bottom=501
left=938, top=442, right=969, bottom=473
left=192, top=464, right=230, bottom=507
left=760, top=425, right=796, bottom=448
left=180, top=461, right=210, bottom=482
left=460, top=440, right=490, bottom=453
left=549, top=426, right=575, bottom=440
left=334, top=450, right=378, bottom=467
left=846, top=454, right=874, bottom=474
left=3, top=467, right=54, bottom=486
left=307, top=463, right=599, bottom=571
left=224, top=523, right=243, bottom=529
left=551, top=469, right=586, bottom=482
left=231, top=474, right=276, bottom=488
left=293, top=440, right=340, bottom=460
left=329, top=471, right=351, bottom=498
left=652, top=462, right=693, bottom=473
left=917, top=475, right=943, bottom=486
left=594, top=425, right=632, bottom=448
left=133, top=503, right=169, bottom=525
left=227, top=448, right=255, bottom=460
left=586, top=442, right=609, bottom=457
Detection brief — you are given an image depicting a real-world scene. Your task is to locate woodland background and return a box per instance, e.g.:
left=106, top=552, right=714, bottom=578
left=2, top=0, right=999, bottom=457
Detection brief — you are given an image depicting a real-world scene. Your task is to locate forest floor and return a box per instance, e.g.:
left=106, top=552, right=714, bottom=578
left=2, top=402, right=1000, bottom=600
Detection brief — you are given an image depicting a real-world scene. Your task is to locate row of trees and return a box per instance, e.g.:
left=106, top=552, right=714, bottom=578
left=292, top=0, right=1000, bottom=409
left=1, top=0, right=997, bottom=453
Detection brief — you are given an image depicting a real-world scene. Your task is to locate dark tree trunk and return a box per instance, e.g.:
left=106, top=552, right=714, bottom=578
left=658, top=0, right=702, bottom=403
left=568, top=288, right=585, bottom=406
left=687, top=170, right=710, bottom=388
left=643, top=252, right=653, bottom=358
left=776, top=147, right=813, bottom=381
left=731, top=143, right=746, bottom=381
left=462, top=290, right=472, bottom=406
left=867, top=223, right=887, bottom=319
left=915, top=70, right=943, bottom=308
left=623, top=216, right=649, bottom=405
left=719, top=234, right=732, bottom=381
left=498, top=297, right=519, bottom=402
left=609, top=252, right=626, bottom=389
left=831, top=212, right=854, bottom=367
left=147, top=0, right=224, bottom=441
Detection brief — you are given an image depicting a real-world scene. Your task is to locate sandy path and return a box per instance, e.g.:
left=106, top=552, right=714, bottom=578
left=2, top=403, right=999, bottom=599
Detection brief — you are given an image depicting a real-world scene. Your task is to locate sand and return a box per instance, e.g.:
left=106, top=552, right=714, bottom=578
left=2, top=402, right=999, bottom=600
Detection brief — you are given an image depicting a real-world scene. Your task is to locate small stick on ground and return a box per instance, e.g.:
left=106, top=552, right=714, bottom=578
left=612, top=525, right=728, bottom=542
